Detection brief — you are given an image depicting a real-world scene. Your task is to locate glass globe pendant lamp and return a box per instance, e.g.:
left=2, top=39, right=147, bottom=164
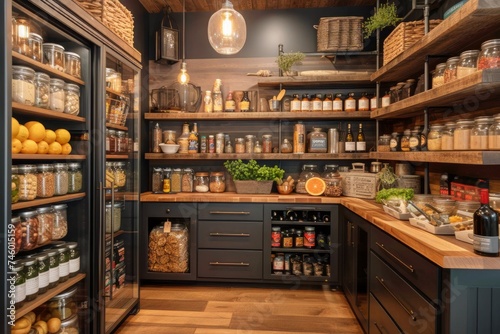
left=207, top=0, right=247, bottom=55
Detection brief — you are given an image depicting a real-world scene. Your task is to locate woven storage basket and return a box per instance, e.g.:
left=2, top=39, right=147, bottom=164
left=75, top=0, right=134, bottom=47
left=316, top=16, right=364, bottom=52
left=383, top=19, right=442, bottom=65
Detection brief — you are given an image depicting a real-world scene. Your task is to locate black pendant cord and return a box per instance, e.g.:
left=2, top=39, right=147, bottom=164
left=182, top=0, right=185, bottom=63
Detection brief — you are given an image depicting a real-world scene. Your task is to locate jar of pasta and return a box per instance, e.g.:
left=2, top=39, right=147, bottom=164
left=453, top=119, right=474, bottom=150
left=444, top=56, right=460, bottom=84
left=442, top=121, right=456, bottom=150
left=432, top=63, right=446, bottom=88
left=209, top=172, right=226, bottom=193
left=488, top=113, right=500, bottom=150
left=113, top=162, right=127, bottom=188
left=427, top=124, right=445, bottom=151
left=457, top=50, right=480, bottom=79
left=471, top=116, right=493, bottom=150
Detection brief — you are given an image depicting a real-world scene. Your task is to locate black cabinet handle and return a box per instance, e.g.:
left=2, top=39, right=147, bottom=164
left=376, top=276, right=416, bottom=321
left=209, top=211, right=250, bottom=215
left=209, top=262, right=250, bottom=266
left=375, top=242, right=414, bottom=273
left=209, top=232, right=250, bottom=237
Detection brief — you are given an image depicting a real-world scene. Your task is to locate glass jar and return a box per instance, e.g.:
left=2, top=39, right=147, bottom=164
left=290, top=94, right=301, bottom=112
left=12, top=260, right=26, bottom=307
left=345, top=92, right=356, bottom=112
left=57, top=313, right=80, bottom=333
left=253, top=141, right=262, bottom=153
left=296, top=164, right=320, bottom=194
left=19, top=210, right=39, bottom=251
left=53, top=245, right=70, bottom=283
left=52, top=203, right=68, bottom=240
left=477, top=39, right=500, bottom=70
left=64, top=51, right=81, bottom=78
left=215, top=133, right=224, bottom=154
left=194, top=172, right=210, bottom=193
left=21, top=257, right=39, bottom=301
left=453, top=119, right=474, bottom=150
left=333, top=93, right=343, bottom=111
left=381, top=91, right=391, bottom=107
left=64, top=83, right=80, bottom=115
left=490, top=193, right=500, bottom=213
left=395, top=82, right=406, bottom=102
left=390, top=132, right=401, bottom=152
left=400, top=129, right=411, bottom=152
left=18, top=164, right=38, bottom=201
left=37, top=164, right=55, bottom=198
left=304, top=226, right=316, bottom=248
left=402, top=79, right=416, bottom=99
left=281, top=138, right=293, bottom=153
left=324, top=177, right=343, bottom=197
left=271, top=226, right=281, bottom=247
left=27, top=252, right=49, bottom=294
left=34, top=71, right=50, bottom=109
left=162, top=167, right=172, bottom=193
left=46, top=287, right=79, bottom=321
left=370, top=94, right=378, bottom=110
left=442, top=121, right=456, bottom=150
left=11, top=216, right=22, bottom=254
left=67, top=162, right=83, bottom=193
left=12, top=65, right=36, bottom=105
left=245, top=135, right=255, bottom=153
left=105, top=202, right=122, bottom=233
left=432, top=63, right=446, bottom=88
left=12, top=16, right=31, bottom=55
left=409, top=129, right=420, bottom=151
left=209, top=172, right=226, bottom=193
left=170, top=168, right=182, bottom=192
left=307, top=128, right=327, bottom=153
left=66, top=242, right=80, bottom=277
left=457, top=50, right=480, bottom=79
left=444, top=56, right=460, bottom=83
left=108, top=129, right=117, bottom=153
left=378, top=134, right=391, bottom=152
left=114, top=162, right=127, bottom=188
left=116, top=130, right=127, bottom=153
left=12, top=165, right=20, bottom=204
left=43, top=43, right=65, bottom=72
left=488, top=114, right=500, bottom=150
left=54, top=163, right=69, bottom=195
left=427, top=124, right=445, bottom=151
left=29, top=32, right=43, bottom=61
left=322, top=164, right=340, bottom=179
left=49, top=78, right=65, bottom=112
left=106, top=68, right=120, bottom=91
left=358, top=92, right=369, bottom=111
left=152, top=167, right=163, bottom=193
left=471, top=116, right=493, bottom=150
left=36, top=206, right=54, bottom=245
left=323, top=93, right=333, bottom=111
left=301, top=94, right=311, bottom=112
left=45, top=248, right=60, bottom=289
left=262, top=134, right=273, bottom=153
left=234, top=138, right=245, bottom=153
left=181, top=168, right=194, bottom=192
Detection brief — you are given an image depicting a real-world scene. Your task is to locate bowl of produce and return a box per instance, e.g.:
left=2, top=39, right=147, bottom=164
left=276, top=176, right=295, bottom=195
left=159, top=143, right=180, bottom=154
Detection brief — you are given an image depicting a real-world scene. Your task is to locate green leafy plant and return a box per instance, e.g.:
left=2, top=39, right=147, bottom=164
left=224, top=159, right=285, bottom=181
left=363, top=2, right=401, bottom=38
left=276, top=52, right=305, bottom=73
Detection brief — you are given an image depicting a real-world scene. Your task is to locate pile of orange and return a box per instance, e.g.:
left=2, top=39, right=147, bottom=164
left=305, top=177, right=326, bottom=196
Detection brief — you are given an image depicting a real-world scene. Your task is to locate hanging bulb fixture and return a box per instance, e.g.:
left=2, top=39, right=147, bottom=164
left=177, top=61, right=190, bottom=85
left=177, top=0, right=190, bottom=85
left=207, top=0, right=246, bottom=55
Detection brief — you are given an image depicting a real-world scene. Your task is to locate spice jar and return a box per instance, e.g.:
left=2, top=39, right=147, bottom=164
left=45, top=248, right=60, bottom=289
left=12, top=65, right=36, bottom=105
left=36, top=206, right=54, bottom=245
left=333, top=93, right=343, bottom=111
left=488, top=114, right=500, bottom=150
left=66, top=242, right=80, bottom=277
left=18, top=164, right=38, bottom=201
left=444, top=56, right=460, bottom=84
left=26, top=252, right=49, bottom=294
left=53, top=245, right=70, bottom=282
left=477, top=39, right=500, bottom=70
left=294, top=229, right=304, bottom=247
left=427, top=124, right=445, bottom=151
left=43, top=43, right=65, bottom=72
left=453, top=119, right=474, bottom=150
left=262, top=134, right=273, bottom=153
left=296, top=164, right=320, bottom=194
left=21, top=257, right=39, bottom=301
left=345, top=92, right=356, bottom=112
left=64, top=51, right=81, bottom=78
left=54, top=163, right=69, bottom=195
left=67, top=162, right=83, bottom=193
left=28, top=32, right=43, bottom=61
left=378, top=134, right=391, bottom=152
left=432, top=63, right=446, bottom=88
left=323, top=94, right=333, bottom=111
left=49, top=78, right=65, bottom=112
left=12, top=16, right=31, bottom=56
left=12, top=166, right=20, bottom=204
left=209, top=171, right=226, bottom=193
left=152, top=167, right=163, bottom=193
left=181, top=168, right=194, bottom=192
left=52, top=203, right=68, bottom=240
left=358, top=93, right=369, bottom=111
left=442, top=122, right=456, bottom=150
left=245, top=134, right=255, bottom=153
left=13, top=260, right=26, bottom=307
left=390, top=132, right=401, bottom=152
left=301, top=94, right=311, bottom=112
left=457, top=50, right=480, bottom=78
left=290, top=94, right=301, bottom=112
left=64, top=83, right=80, bottom=115
left=471, top=116, right=493, bottom=150
left=400, top=129, right=411, bottom=152
left=304, top=226, right=316, bottom=248
left=34, top=72, right=50, bottom=108
left=194, top=172, right=210, bottom=192
left=170, top=168, right=182, bottom=192
left=37, top=164, right=55, bottom=198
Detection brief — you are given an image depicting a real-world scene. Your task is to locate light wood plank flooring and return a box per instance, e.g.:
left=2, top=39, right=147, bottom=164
left=114, top=284, right=363, bottom=334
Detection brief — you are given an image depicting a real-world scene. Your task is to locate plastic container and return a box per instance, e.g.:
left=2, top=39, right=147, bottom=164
left=36, top=206, right=54, bottom=245
left=470, top=116, right=493, bottom=150
left=52, top=203, right=68, bottom=240
left=209, top=172, right=225, bottom=193
left=43, top=43, right=65, bottom=71
left=441, top=121, right=456, bottom=150
left=194, top=172, right=210, bottom=192
left=67, top=162, right=83, bottom=193
left=105, top=202, right=122, bottom=233
left=29, top=32, right=43, bottom=61
left=296, top=164, right=320, bottom=194
left=49, top=78, right=65, bottom=112
left=64, top=51, right=81, bottom=78
left=432, top=63, right=446, bottom=88
left=18, top=164, right=38, bottom=201
left=489, top=114, right=500, bottom=150
left=64, top=83, right=80, bottom=115
left=453, top=119, right=474, bottom=150
left=12, top=65, right=36, bottom=105
left=457, top=50, right=480, bottom=78
left=37, top=164, right=55, bottom=198
left=427, top=124, right=445, bottom=151
left=444, top=56, right=460, bottom=84
left=54, top=163, right=69, bottom=195
left=477, top=39, right=500, bottom=70
left=34, top=72, right=50, bottom=108
left=19, top=210, right=39, bottom=251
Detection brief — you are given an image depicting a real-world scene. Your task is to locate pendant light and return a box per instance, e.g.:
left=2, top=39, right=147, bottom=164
left=207, top=0, right=247, bottom=55
left=177, top=0, right=190, bottom=85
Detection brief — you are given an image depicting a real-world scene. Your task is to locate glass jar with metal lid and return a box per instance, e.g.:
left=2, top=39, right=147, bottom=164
left=57, top=313, right=80, bottom=333
left=18, top=164, right=37, bottom=201
left=49, top=78, right=65, bottom=112
left=234, top=137, right=245, bottom=153
left=107, top=129, right=117, bottom=153
left=64, top=51, right=81, bottom=78
left=19, top=210, right=39, bottom=251
left=444, top=56, right=460, bottom=83
left=432, top=63, right=446, bottom=88
left=262, top=134, right=273, bottom=153
left=427, top=124, right=445, bottom=151
left=36, top=206, right=54, bottom=245
left=34, top=72, right=50, bottom=108
left=453, top=119, right=474, bottom=150
left=11, top=216, right=22, bottom=254
left=471, top=116, right=494, bottom=150
left=67, top=162, right=83, bottom=193
left=43, top=43, right=65, bottom=71
left=26, top=252, right=50, bottom=294
left=209, top=172, right=226, bottom=193
left=45, top=286, right=79, bottom=321
left=321, top=164, right=340, bottom=179
left=52, top=203, right=68, bottom=240
left=478, top=39, right=500, bottom=70
left=53, top=245, right=70, bottom=283
left=12, top=65, right=36, bottom=105
left=12, top=260, right=26, bottom=307
left=116, top=130, right=127, bottom=153
left=390, top=132, right=401, bottom=152
left=12, top=165, right=19, bottom=204
left=245, top=134, right=255, bottom=153
left=441, top=121, right=456, bottom=150
left=170, top=168, right=182, bottom=192
left=457, top=50, right=480, bottom=78
left=409, top=129, right=421, bottom=151
left=45, top=248, right=60, bottom=288
left=400, top=129, right=411, bottom=152
left=378, top=134, right=391, bottom=152
left=65, top=242, right=80, bottom=277
left=29, top=32, right=43, bottom=61
left=64, top=83, right=80, bottom=115
left=105, top=202, right=122, bottom=233
left=20, top=257, right=39, bottom=301
left=53, top=163, right=69, bottom=195
left=37, top=164, right=55, bottom=198
left=181, top=168, right=194, bottom=192
left=488, top=113, right=500, bottom=150
left=12, top=16, right=31, bottom=55
left=152, top=167, right=163, bottom=193
left=113, top=162, right=127, bottom=188
left=296, top=164, right=320, bottom=194
left=194, top=172, right=210, bottom=193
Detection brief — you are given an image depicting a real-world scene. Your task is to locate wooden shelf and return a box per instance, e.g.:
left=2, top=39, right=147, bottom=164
left=271, top=248, right=331, bottom=253
left=106, top=154, right=130, bottom=160
left=12, top=154, right=87, bottom=160
left=370, top=151, right=500, bottom=165
left=106, top=123, right=128, bottom=131
left=13, top=52, right=85, bottom=86
left=370, top=69, right=500, bottom=119
left=145, top=111, right=372, bottom=121
left=105, top=192, right=139, bottom=201
left=257, top=71, right=373, bottom=88
left=145, top=152, right=372, bottom=160
left=12, top=102, right=86, bottom=122
left=371, top=0, right=500, bottom=82
left=14, top=273, right=86, bottom=319
left=12, top=193, right=86, bottom=210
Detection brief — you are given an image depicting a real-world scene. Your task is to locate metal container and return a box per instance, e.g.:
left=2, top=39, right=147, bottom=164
left=327, top=128, right=339, bottom=153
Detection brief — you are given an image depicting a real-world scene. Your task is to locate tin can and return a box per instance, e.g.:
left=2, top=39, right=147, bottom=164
left=293, top=122, right=305, bottom=153
left=215, top=133, right=225, bottom=154
left=328, top=128, right=339, bottom=153
left=208, top=135, right=215, bottom=153
left=200, top=135, right=207, bottom=153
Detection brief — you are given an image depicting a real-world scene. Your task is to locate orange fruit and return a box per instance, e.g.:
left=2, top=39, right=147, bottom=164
left=25, top=121, right=40, bottom=129
left=37, top=141, right=49, bottom=154
left=12, top=117, right=20, bottom=138
left=16, top=125, right=29, bottom=142
left=44, top=129, right=56, bottom=144
left=12, top=138, right=22, bottom=154
left=27, top=122, right=46, bottom=143
left=55, top=129, right=71, bottom=144
left=48, top=142, right=62, bottom=154
left=305, top=177, right=326, bottom=196
left=61, top=143, right=72, bottom=155
left=21, top=139, right=38, bottom=154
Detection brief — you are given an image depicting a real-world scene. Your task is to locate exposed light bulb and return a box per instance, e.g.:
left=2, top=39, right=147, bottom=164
left=208, top=0, right=246, bottom=55
left=177, top=62, right=190, bottom=85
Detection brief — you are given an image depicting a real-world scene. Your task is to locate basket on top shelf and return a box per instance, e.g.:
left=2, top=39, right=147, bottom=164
left=315, top=16, right=364, bottom=52
left=383, top=19, right=443, bottom=65
left=74, top=0, right=134, bottom=47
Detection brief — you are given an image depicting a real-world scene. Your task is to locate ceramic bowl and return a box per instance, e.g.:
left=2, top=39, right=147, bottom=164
left=159, top=143, right=180, bottom=154
left=277, top=184, right=294, bottom=195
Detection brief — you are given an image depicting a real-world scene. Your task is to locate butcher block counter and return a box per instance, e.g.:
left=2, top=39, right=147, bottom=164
left=141, top=192, right=500, bottom=270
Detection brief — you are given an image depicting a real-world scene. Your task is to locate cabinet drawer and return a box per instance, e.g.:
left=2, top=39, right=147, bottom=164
left=371, top=226, right=440, bottom=301
left=197, top=250, right=262, bottom=279
left=370, top=252, right=437, bottom=334
left=198, top=221, right=263, bottom=250
left=198, top=203, right=263, bottom=221
left=369, top=293, right=402, bottom=334
left=142, top=202, right=197, bottom=219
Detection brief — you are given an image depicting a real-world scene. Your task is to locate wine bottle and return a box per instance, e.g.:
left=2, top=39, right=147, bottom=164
left=344, top=123, right=355, bottom=153
left=356, top=123, right=366, bottom=152
left=473, top=186, right=499, bottom=257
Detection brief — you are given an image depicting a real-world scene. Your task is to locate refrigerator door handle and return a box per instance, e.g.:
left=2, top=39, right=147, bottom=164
left=102, top=181, right=115, bottom=299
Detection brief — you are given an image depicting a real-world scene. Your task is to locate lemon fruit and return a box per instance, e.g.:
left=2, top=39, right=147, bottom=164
left=24, top=121, right=41, bottom=130
left=46, top=317, right=61, bottom=333
left=27, top=122, right=46, bottom=143
left=37, top=141, right=49, bottom=154
left=12, top=138, right=22, bottom=154
left=12, top=117, right=20, bottom=138
left=61, top=143, right=72, bottom=155
left=48, top=142, right=62, bottom=154
left=55, top=129, right=71, bottom=144
left=44, top=129, right=57, bottom=144
left=16, top=125, right=29, bottom=142
left=21, top=139, right=38, bottom=154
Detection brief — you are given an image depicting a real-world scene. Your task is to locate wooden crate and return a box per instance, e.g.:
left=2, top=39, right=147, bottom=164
left=383, top=20, right=442, bottom=65
left=316, top=16, right=364, bottom=52
left=74, top=0, right=134, bottom=47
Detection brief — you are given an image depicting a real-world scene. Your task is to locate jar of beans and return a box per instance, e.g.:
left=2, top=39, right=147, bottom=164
left=478, top=39, right=500, bottom=70
left=54, top=163, right=69, bottom=195
left=37, top=163, right=55, bottom=198
left=18, top=164, right=38, bottom=201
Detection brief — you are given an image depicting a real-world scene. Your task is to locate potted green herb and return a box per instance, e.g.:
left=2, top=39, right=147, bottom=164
left=276, top=52, right=305, bottom=76
left=363, top=2, right=401, bottom=38
left=224, top=159, right=285, bottom=194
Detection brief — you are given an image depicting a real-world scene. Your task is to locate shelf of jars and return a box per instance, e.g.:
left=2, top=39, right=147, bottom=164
left=15, top=273, right=86, bottom=319
left=106, top=123, right=128, bottom=131
left=370, top=69, right=500, bottom=119
left=257, top=72, right=374, bottom=88
left=144, top=111, right=372, bottom=121
left=12, top=193, right=86, bottom=211
left=12, top=154, right=87, bottom=160
left=12, top=102, right=86, bottom=122
left=145, top=152, right=371, bottom=160
left=106, top=154, right=131, bottom=160
left=105, top=192, right=139, bottom=201
left=370, top=151, right=500, bottom=165
left=371, top=0, right=500, bottom=82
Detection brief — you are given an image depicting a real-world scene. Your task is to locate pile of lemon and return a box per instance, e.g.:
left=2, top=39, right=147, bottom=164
left=12, top=117, right=71, bottom=155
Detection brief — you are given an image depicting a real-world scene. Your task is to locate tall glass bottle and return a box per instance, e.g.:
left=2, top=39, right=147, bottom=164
left=344, top=123, right=355, bottom=153
left=203, top=90, right=213, bottom=113
left=356, top=123, right=366, bottom=152
left=240, top=91, right=250, bottom=112
left=473, top=184, right=499, bottom=257
left=224, top=91, right=235, bottom=112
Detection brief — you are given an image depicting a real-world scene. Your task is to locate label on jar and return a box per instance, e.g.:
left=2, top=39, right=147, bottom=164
left=304, top=229, right=315, bottom=248
left=273, top=255, right=284, bottom=271
left=345, top=99, right=356, bottom=111
left=49, top=265, right=59, bottom=283
left=312, top=100, right=322, bottom=111
left=282, top=236, right=293, bottom=248
left=300, top=100, right=310, bottom=112
left=39, top=271, right=49, bottom=289
left=370, top=97, right=378, bottom=110
left=310, top=138, right=327, bottom=150
left=409, top=136, right=420, bottom=150
left=69, top=257, right=80, bottom=273
left=291, top=100, right=301, bottom=112
left=59, top=261, right=69, bottom=278
left=333, top=100, right=343, bottom=111
left=381, top=96, right=390, bottom=107
left=15, top=282, right=26, bottom=304
left=389, top=138, right=398, bottom=150
left=359, top=99, right=369, bottom=111
left=322, top=100, right=332, bottom=111
left=25, top=276, right=39, bottom=296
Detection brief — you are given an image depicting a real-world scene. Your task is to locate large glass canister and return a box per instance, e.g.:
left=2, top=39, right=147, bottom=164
left=43, top=43, right=65, bottom=71
left=18, top=164, right=38, bottom=201
left=37, top=163, right=55, bottom=198
left=29, top=32, right=43, bottom=62
left=477, top=39, right=500, bottom=70
left=45, top=287, right=79, bottom=321
left=36, top=206, right=54, bottom=245
left=52, top=203, right=68, bottom=240
left=488, top=114, right=500, bottom=150
left=12, top=16, right=31, bottom=55
left=321, top=164, right=340, bottom=179
left=67, top=162, right=83, bottom=193
left=64, top=51, right=81, bottom=78
left=296, top=164, right=320, bottom=194
left=441, top=121, right=456, bottom=150
left=443, top=56, right=460, bottom=84
left=53, top=163, right=69, bottom=195
left=427, top=124, right=445, bottom=151
left=457, top=50, right=480, bottom=79
left=34, top=72, right=50, bottom=109
left=453, top=119, right=474, bottom=150
left=49, top=78, right=65, bottom=112
left=432, top=63, right=446, bottom=88
left=470, top=116, right=493, bottom=150
left=12, top=65, right=36, bottom=105
left=307, top=128, right=327, bottom=153
left=64, top=83, right=80, bottom=115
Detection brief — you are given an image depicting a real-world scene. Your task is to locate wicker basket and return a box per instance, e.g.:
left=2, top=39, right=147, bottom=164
left=315, top=16, right=364, bottom=52
left=74, top=0, right=134, bottom=47
left=383, top=20, right=442, bottom=65
left=233, top=180, right=273, bottom=194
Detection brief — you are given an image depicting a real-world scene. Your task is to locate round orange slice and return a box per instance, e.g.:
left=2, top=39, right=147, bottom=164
left=305, top=177, right=326, bottom=196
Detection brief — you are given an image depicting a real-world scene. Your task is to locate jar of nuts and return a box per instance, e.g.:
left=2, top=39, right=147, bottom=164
left=11, top=216, right=22, bottom=254
left=34, top=72, right=50, bottom=109
left=209, top=172, right=226, bottom=193
left=18, top=164, right=38, bottom=201
left=36, top=206, right=54, bottom=245
left=54, top=163, right=69, bottom=195
left=52, top=203, right=68, bottom=240
left=37, top=163, right=55, bottom=198
left=64, top=83, right=80, bottom=115
left=323, top=177, right=343, bottom=197
left=19, top=210, right=40, bottom=251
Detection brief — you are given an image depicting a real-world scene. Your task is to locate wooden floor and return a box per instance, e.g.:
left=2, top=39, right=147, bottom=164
left=114, top=284, right=363, bottom=334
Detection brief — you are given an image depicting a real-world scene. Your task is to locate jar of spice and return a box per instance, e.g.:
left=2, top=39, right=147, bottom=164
left=245, top=134, right=255, bottom=153
left=64, top=83, right=80, bottom=115
left=209, top=172, right=226, bottom=193
left=36, top=206, right=54, bottom=245
left=54, top=163, right=69, bottom=195
left=37, top=164, right=55, bottom=198
left=181, top=168, right=194, bottom=192
left=34, top=72, right=50, bottom=108
left=66, top=242, right=80, bottom=277
left=477, top=39, right=500, bottom=70
left=390, top=132, right=401, bottom=152
left=296, top=164, right=320, bottom=194
left=427, top=124, right=445, bottom=151
left=457, top=50, right=480, bottom=78
left=294, top=229, right=304, bottom=248
left=409, top=129, right=421, bottom=151
left=453, top=119, right=474, bottom=150
left=300, top=94, right=311, bottom=112
left=441, top=121, right=456, bottom=150
left=13, top=260, right=26, bottom=307
left=488, top=114, right=500, bottom=150
left=333, top=93, right=343, bottom=111
left=52, top=203, right=68, bottom=240
left=253, top=141, right=262, bottom=153
left=162, top=168, right=171, bottom=193
left=345, top=92, right=356, bottom=112
left=67, top=162, right=83, bottom=193
left=18, top=164, right=37, bottom=201
left=262, top=134, right=273, bottom=153
left=312, top=94, right=323, bottom=112
left=12, top=65, right=36, bottom=105
left=444, top=56, right=460, bottom=84
left=152, top=167, right=163, bottom=193
left=21, top=257, right=39, bottom=301
left=400, top=129, right=411, bottom=152
left=43, top=43, right=65, bottom=71
left=432, top=63, right=446, bottom=88
left=64, top=51, right=81, bottom=78
left=170, top=168, right=182, bottom=193
left=49, top=78, right=65, bottom=112
left=378, top=134, right=391, bottom=152
left=194, top=172, right=210, bottom=192
left=45, top=248, right=60, bottom=288
left=471, top=116, right=493, bottom=150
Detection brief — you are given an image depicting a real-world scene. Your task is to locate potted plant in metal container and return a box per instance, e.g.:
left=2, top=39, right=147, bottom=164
left=224, top=159, right=285, bottom=194
left=276, top=52, right=305, bottom=76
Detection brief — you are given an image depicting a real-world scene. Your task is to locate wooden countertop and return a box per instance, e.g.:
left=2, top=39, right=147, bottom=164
left=140, top=192, right=500, bottom=270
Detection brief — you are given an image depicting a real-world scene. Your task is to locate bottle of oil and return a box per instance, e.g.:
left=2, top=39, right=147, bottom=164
left=344, top=123, right=355, bottom=153
left=356, top=123, right=366, bottom=152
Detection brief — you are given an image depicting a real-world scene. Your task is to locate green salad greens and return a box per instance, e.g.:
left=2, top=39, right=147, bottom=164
left=224, top=159, right=285, bottom=181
